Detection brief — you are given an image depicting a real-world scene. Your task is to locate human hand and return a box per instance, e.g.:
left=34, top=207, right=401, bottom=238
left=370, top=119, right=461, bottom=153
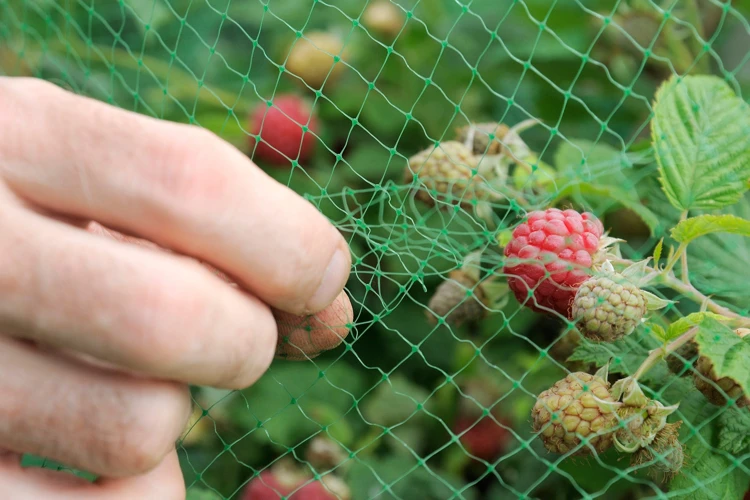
left=0, top=77, right=353, bottom=498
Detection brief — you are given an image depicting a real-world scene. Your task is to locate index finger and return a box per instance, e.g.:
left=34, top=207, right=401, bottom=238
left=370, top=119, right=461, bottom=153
left=0, top=77, right=350, bottom=315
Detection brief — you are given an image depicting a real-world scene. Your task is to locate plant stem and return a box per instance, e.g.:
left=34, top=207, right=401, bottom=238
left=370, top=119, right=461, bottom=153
left=633, top=327, right=699, bottom=381
left=678, top=211, right=691, bottom=285
left=662, top=243, right=684, bottom=275
left=681, top=251, right=690, bottom=285
left=611, top=258, right=750, bottom=327
left=462, top=125, right=476, bottom=151
left=659, top=272, right=750, bottom=326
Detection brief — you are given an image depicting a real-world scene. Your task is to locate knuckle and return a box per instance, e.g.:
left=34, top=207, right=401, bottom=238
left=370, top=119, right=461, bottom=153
left=103, top=381, right=189, bottom=476
left=218, top=301, right=277, bottom=389
left=0, top=79, right=42, bottom=164
left=0, top=78, right=14, bottom=116
left=0, top=211, right=32, bottom=319
left=0, top=78, right=63, bottom=118
left=266, top=252, right=310, bottom=296
left=0, top=76, right=53, bottom=97
left=27, top=78, right=64, bottom=99
left=123, top=260, right=278, bottom=389
left=125, top=264, right=213, bottom=369
left=144, top=125, right=233, bottom=214
left=266, top=222, right=338, bottom=306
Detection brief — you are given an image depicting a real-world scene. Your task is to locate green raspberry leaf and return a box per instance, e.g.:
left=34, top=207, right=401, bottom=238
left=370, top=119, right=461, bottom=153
left=660, top=383, right=750, bottom=499
left=664, top=312, right=732, bottom=342
left=648, top=323, right=668, bottom=343
left=554, top=139, right=634, bottom=187
left=620, top=258, right=652, bottom=285
left=641, top=290, right=674, bottom=311
left=671, top=214, right=750, bottom=244
left=717, top=407, right=750, bottom=455
left=687, top=194, right=750, bottom=311
left=694, top=317, right=750, bottom=398
left=669, top=440, right=749, bottom=499
left=568, top=328, right=666, bottom=383
left=553, top=138, right=660, bottom=235
left=652, top=238, right=664, bottom=268
left=651, top=75, right=750, bottom=211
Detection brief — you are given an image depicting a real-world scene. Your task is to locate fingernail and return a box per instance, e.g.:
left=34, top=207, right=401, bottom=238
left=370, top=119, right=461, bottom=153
left=306, top=244, right=351, bottom=314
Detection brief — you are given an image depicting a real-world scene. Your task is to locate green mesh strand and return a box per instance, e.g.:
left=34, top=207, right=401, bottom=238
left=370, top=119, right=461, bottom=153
left=1, top=0, right=749, bottom=499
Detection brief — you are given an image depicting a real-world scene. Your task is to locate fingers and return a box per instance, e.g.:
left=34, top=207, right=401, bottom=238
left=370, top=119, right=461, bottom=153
left=0, top=209, right=277, bottom=389
left=275, top=291, right=353, bottom=360
left=94, top=450, right=185, bottom=499
left=0, top=449, right=185, bottom=500
left=86, top=221, right=356, bottom=362
left=0, top=77, right=350, bottom=316
left=0, top=337, right=190, bottom=480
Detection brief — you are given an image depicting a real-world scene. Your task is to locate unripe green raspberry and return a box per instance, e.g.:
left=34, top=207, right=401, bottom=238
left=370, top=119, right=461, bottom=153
left=630, top=421, right=684, bottom=480
left=571, top=275, right=646, bottom=342
left=694, top=328, right=750, bottom=408
left=531, top=371, right=617, bottom=455
left=614, top=400, right=673, bottom=452
left=426, top=269, right=488, bottom=327
left=404, top=141, right=492, bottom=208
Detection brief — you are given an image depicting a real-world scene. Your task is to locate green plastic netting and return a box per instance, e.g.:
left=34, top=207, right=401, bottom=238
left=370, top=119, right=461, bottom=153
left=2, top=0, right=750, bottom=498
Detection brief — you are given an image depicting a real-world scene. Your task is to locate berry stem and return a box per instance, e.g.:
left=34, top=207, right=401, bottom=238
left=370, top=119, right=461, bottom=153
left=462, top=125, right=476, bottom=151
left=680, top=250, right=690, bottom=286
left=633, top=326, right=699, bottom=382
left=611, top=258, right=750, bottom=327
left=661, top=245, right=681, bottom=275
left=659, top=272, right=750, bottom=326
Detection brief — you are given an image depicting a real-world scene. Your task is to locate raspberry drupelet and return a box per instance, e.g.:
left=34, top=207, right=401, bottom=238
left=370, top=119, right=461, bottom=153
left=503, top=208, right=604, bottom=316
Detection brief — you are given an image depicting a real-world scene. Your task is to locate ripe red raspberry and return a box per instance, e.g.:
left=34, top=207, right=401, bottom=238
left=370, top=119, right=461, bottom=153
left=243, top=470, right=300, bottom=500
left=454, top=412, right=511, bottom=461
left=242, top=469, right=347, bottom=500
left=503, top=208, right=604, bottom=316
left=248, top=95, right=319, bottom=166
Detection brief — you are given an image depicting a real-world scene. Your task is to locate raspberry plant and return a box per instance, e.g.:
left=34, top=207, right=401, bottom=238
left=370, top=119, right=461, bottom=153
left=423, top=73, right=750, bottom=497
